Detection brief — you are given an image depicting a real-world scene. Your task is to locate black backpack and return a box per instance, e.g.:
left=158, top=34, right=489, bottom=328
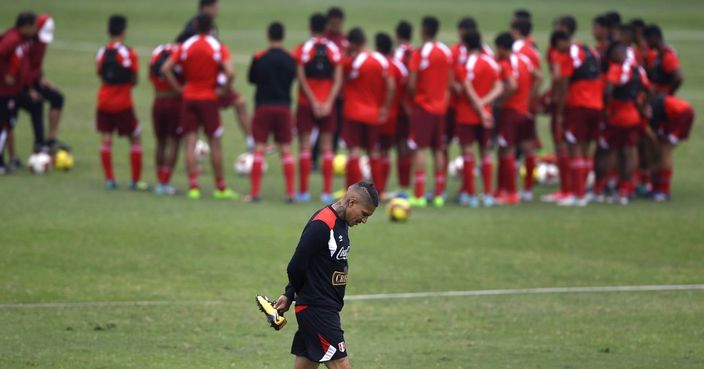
left=101, top=47, right=133, bottom=85
left=570, top=45, right=600, bottom=82
left=150, top=48, right=171, bottom=80
left=304, top=42, right=334, bottom=80
left=613, top=66, right=643, bottom=101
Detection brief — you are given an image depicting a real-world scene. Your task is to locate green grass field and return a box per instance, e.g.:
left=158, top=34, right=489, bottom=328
left=1, top=0, right=703, bottom=368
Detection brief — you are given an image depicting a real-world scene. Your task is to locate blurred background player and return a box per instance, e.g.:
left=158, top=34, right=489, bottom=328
left=599, top=43, right=650, bottom=204
left=0, top=11, right=36, bottom=174
left=643, top=24, right=682, bottom=96
left=95, top=15, right=147, bottom=191
left=454, top=30, right=502, bottom=208
left=246, top=21, right=297, bottom=202
left=149, top=42, right=182, bottom=195
left=392, top=20, right=414, bottom=196
left=375, top=32, right=408, bottom=198
left=161, top=13, right=235, bottom=200
left=293, top=13, right=343, bottom=203
left=494, top=32, right=541, bottom=205
left=177, top=0, right=253, bottom=151
left=510, top=17, right=542, bottom=200
left=649, top=94, right=695, bottom=201
left=407, top=16, right=452, bottom=208
left=341, top=28, right=393, bottom=195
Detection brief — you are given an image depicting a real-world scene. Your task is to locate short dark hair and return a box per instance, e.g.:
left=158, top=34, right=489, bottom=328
left=357, top=182, right=379, bottom=207
left=396, top=20, right=412, bottom=40
left=604, top=11, right=622, bottom=27
left=462, top=30, right=482, bottom=50
left=268, top=21, right=284, bottom=41
left=619, top=24, right=635, bottom=41
left=643, top=24, right=663, bottom=39
left=108, top=15, right=127, bottom=37
left=558, top=15, right=577, bottom=36
left=375, top=32, right=392, bottom=54
left=422, top=16, right=440, bottom=38
left=310, top=13, right=327, bottom=34
left=514, top=9, right=531, bottom=21
left=629, top=18, right=646, bottom=30
left=495, top=32, right=514, bottom=50
left=457, top=17, right=477, bottom=31
left=550, top=30, right=569, bottom=48
left=606, top=41, right=625, bottom=62
left=511, top=19, right=532, bottom=36
left=199, top=0, right=217, bottom=8
left=593, top=15, right=612, bottom=29
left=195, top=13, right=213, bottom=34
left=347, top=27, right=366, bottom=46
left=327, top=7, right=344, bottom=20
left=15, top=11, right=36, bottom=28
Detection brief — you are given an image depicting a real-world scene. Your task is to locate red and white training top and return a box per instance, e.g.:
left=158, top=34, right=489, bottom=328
left=343, top=51, right=389, bottom=124
left=171, top=34, right=231, bottom=101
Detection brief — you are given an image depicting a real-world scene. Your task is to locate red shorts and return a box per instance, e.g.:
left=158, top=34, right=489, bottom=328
left=96, top=108, right=139, bottom=137
left=218, top=87, right=242, bottom=109
left=518, top=114, right=537, bottom=144
left=564, top=107, right=601, bottom=144
left=456, top=123, right=490, bottom=147
left=343, top=120, right=379, bottom=152
left=658, top=107, right=694, bottom=144
left=409, top=104, right=446, bottom=150
left=152, top=96, right=182, bottom=139
left=397, top=112, right=410, bottom=141
left=378, top=133, right=395, bottom=151
left=497, top=108, right=529, bottom=147
left=296, top=103, right=335, bottom=135
left=181, top=99, right=223, bottom=138
left=252, top=105, right=293, bottom=144
left=600, top=124, right=640, bottom=149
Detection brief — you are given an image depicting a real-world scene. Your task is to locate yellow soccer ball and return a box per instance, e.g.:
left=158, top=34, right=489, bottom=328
left=386, top=197, right=411, bottom=222
left=53, top=149, right=74, bottom=171
left=333, top=153, right=347, bottom=176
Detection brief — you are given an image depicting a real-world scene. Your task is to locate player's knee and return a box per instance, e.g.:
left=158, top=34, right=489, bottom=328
left=51, top=91, right=65, bottom=110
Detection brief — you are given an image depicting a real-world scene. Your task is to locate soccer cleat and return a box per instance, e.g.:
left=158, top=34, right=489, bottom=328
left=519, top=191, right=533, bottom=202
left=408, top=196, right=427, bottom=208
left=105, top=180, right=118, bottom=190
left=320, top=193, right=333, bottom=203
left=432, top=196, right=445, bottom=208
left=213, top=188, right=237, bottom=200
left=128, top=181, right=150, bottom=191
left=496, top=192, right=520, bottom=205
left=256, top=295, right=287, bottom=331
left=458, top=192, right=479, bottom=208
left=541, top=191, right=570, bottom=203
left=482, top=194, right=496, bottom=208
left=187, top=188, right=201, bottom=199
left=155, top=184, right=177, bottom=196
left=651, top=191, right=671, bottom=202
left=243, top=194, right=262, bottom=203
left=296, top=192, right=311, bottom=203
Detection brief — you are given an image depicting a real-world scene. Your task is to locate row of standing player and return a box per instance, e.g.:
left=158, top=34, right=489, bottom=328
left=0, top=12, right=69, bottom=175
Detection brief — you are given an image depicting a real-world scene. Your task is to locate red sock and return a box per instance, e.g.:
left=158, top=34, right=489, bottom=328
left=617, top=179, right=631, bottom=197
left=481, top=156, right=493, bottom=195
left=497, top=155, right=506, bottom=194
left=398, top=154, right=411, bottom=188
left=282, top=152, right=295, bottom=197
left=188, top=170, right=199, bottom=190
left=379, top=155, right=391, bottom=195
left=370, top=155, right=382, bottom=191
left=298, top=149, right=311, bottom=194
left=659, top=168, right=672, bottom=195
left=640, top=169, right=652, bottom=188
left=413, top=169, right=425, bottom=198
left=557, top=151, right=571, bottom=194
left=504, top=155, right=516, bottom=194
left=321, top=150, right=333, bottom=194
left=346, top=155, right=362, bottom=188
left=250, top=152, right=264, bottom=197
left=462, top=154, right=475, bottom=195
left=100, top=143, right=114, bottom=181
left=434, top=170, right=446, bottom=197
left=571, top=158, right=584, bottom=198
left=129, top=145, right=142, bottom=183
left=215, top=176, right=226, bottom=191
left=524, top=155, right=536, bottom=191
left=162, top=167, right=173, bottom=184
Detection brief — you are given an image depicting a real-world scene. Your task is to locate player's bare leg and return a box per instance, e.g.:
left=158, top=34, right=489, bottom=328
left=653, top=142, right=674, bottom=201
left=324, top=356, right=352, bottom=369
left=616, top=145, right=637, bottom=204
left=208, top=135, right=233, bottom=198
left=47, top=108, right=61, bottom=144
left=346, top=146, right=363, bottom=189
left=293, top=355, right=319, bottom=369
left=184, top=132, right=201, bottom=198
left=478, top=145, right=494, bottom=206
left=458, top=144, right=479, bottom=207
left=234, top=96, right=253, bottom=150
left=127, top=133, right=147, bottom=191
left=519, top=139, right=536, bottom=201
left=497, top=145, right=518, bottom=204
left=100, top=132, right=115, bottom=188
left=297, top=132, right=313, bottom=201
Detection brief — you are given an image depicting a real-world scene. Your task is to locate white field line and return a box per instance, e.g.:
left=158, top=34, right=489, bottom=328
left=1, top=284, right=702, bottom=309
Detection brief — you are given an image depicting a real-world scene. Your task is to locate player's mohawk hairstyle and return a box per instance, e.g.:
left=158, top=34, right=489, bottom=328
left=356, top=182, right=379, bottom=207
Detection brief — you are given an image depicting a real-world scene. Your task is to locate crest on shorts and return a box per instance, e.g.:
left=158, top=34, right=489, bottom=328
left=338, top=341, right=346, bottom=352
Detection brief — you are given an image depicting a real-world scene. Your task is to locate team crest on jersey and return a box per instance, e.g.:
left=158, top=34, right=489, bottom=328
left=338, top=342, right=346, bottom=352
left=331, top=271, right=347, bottom=286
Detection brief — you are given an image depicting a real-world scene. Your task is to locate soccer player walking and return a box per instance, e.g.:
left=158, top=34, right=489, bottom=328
left=273, top=182, right=379, bottom=369
left=161, top=13, right=236, bottom=200
left=246, top=22, right=297, bottom=202
left=95, top=15, right=147, bottom=191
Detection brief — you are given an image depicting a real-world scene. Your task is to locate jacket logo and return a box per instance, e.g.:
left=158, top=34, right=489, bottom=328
left=331, top=271, right=347, bottom=286
left=338, top=342, right=346, bottom=352
left=336, top=246, right=350, bottom=260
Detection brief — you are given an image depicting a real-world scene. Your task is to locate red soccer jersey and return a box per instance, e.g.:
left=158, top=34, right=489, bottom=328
left=393, top=43, right=413, bottom=67
left=513, top=39, right=541, bottom=69
left=664, top=95, right=691, bottom=118
left=449, top=42, right=470, bottom=109
left=150, top=43, right=179, bottom=92
left=96, top=42, right=138, bottom=112
left=343, top=51, right=388, bottom=125
left=172, top=35, right=231, bottom=101
left=0, top=28, right=27, bottom=96
left=646, top=46, right=680, bottom=94
left=499, top=53, right=534, bottom=114
left=455, top=52, right=500, bottom=125
left=293, top=37, right=342, bottom=106
left=409, top=41, right=452, bottom=115
left=325, top=31, right=349, bottom=51
left=380, top=56, right=409, bottom=134
left=558, top=43, right=604, bottom=110
left=606, top=62, right=650, bottom=126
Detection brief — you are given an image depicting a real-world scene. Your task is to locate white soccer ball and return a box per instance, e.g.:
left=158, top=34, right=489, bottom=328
left=359, top=155, right=371, bottom=180
left=447, top=156, right=464, bottom=178
left=28, top=152, right=52, bottom=174
left=234, top=152, right=267, bottom=176
left=536, top=162, right=559, bottom=186
left=194, top=139, right=210, bottom=163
